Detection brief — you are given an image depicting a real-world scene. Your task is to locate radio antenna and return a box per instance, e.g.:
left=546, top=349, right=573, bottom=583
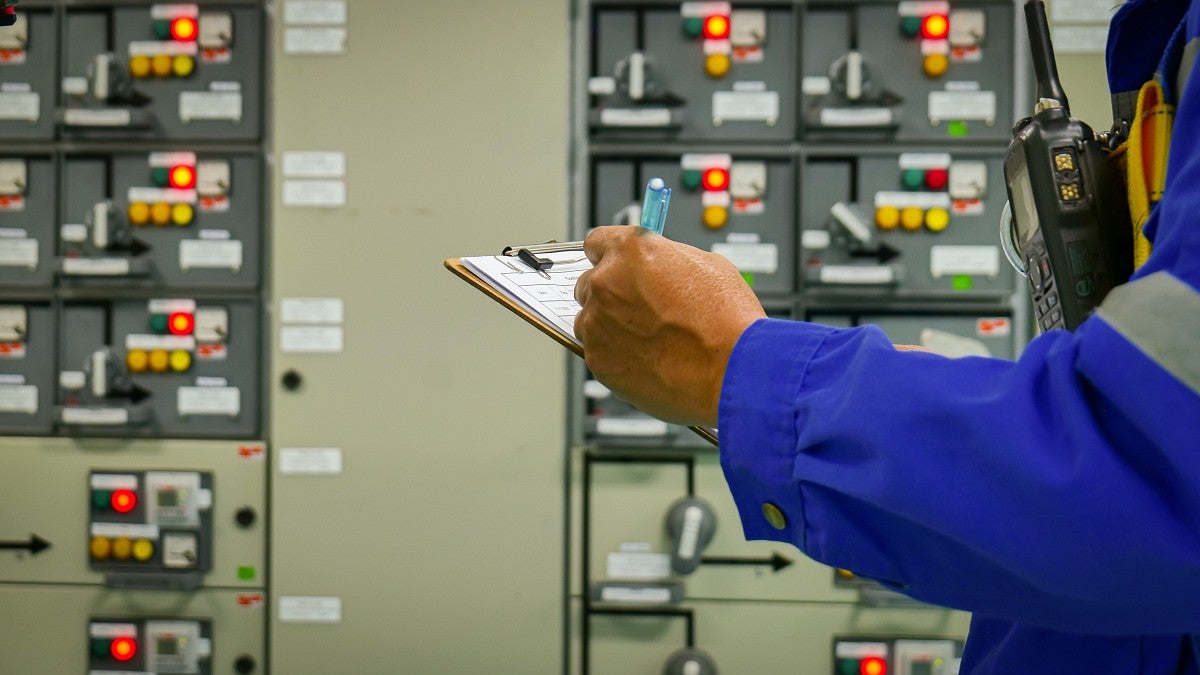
left=1024, top=0, right=1070, bottom=113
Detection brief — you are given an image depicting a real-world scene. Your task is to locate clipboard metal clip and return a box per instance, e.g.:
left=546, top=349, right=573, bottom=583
left=501, top=240, right=586, bottom=277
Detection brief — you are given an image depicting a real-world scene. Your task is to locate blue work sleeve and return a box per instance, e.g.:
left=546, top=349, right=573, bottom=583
left=718, top=314, right=1200, bottom=635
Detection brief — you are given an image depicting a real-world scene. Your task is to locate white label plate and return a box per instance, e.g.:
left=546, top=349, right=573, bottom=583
left=90, top=473, right=138, bottom=489
left=284, top=0, right=347, bottom=25
left=0, top=384, right=36, bottom=414
left=874, top=191, right=952, bottom=209
left=280, top=326, right=344, bottom=353
left=928, top=90, right=996, bottom=122
left=819, top=265, right=895, bottom=284
left=0, top=92, right=39, bottom=121
left=599, top=586, right=671, bottom=604
left=62, top=407, right=129, bottom=425
left=606, top=552, right=671, bottom=580
left=1049, top=26, right=1111, bottom=54
left=712, top=90, right=778, bottom=122
left=179, top=92, right=242, bottom=122
left=284, top=27, right=348, bottom=55
left=177, top=386, right=241, bottom=416
left=279, top=447, right=343, bottom=475
left=599, top=108, right=671, bottom=127
left=180, top=240, right=243, bottom=270
left=278, top=596, right=342, bottom=623
left=91, top=522, right=160, bottom=539
left=819, top=107, right=893, bottom=127
left=62, top=109, right=132, bottom=127
left=930, top=245, right=999, bottom=278
left=281, top=297, right=344, bottom=324
left=711, top=242, right=778, bottom=273
left=126, top=334, right=196, bottom=351
left=595, top=417, right=669, bottom=437
left=0, top=238, right=36, bottom=267
left=282, top=152, right=346, bottom=178
left=282, top=179, right=347, bottom=207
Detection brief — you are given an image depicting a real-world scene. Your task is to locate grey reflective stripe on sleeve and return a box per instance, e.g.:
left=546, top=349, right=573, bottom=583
left=1095, top=272, right=1200, bottom=395
left=1178, top=37, right=1198, bottom=104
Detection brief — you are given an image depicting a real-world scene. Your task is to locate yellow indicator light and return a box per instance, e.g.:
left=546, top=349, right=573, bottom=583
left=922, top=53, right=949, bottom=78
left=127, top=202, right=151, bottom=226
left=149, top=349, right=170, bottom=373
left=900, top=206, right=924, bottom=231
left=129, top=55, right=152, bottom=79
left=925, top=206, right=951, bottom=232
left=702, top=205, right=729, bottom=229
left=172, top=54, right=195, bottom=78
left=171, top=202, right=194, bottom=226
left=111, top=537, right=133, bottom=561
left=169, top=349, right=192, bottom=373
left=151, top=53, right=173, bottom=78
left=132, top=538, right=155, bottom=562
left=89, top=536, right=111, bottom=560
left=1060, top=183, right=1081, bottom=201
left=125, top=349, right=149, bottom=373
left=704, top=53, right=731, bottom=79
left=875, top=205, right=900, bottom=230
left=151, top=202, right=172, bottom=226
left=1055, top=153, right=1075, bottom=172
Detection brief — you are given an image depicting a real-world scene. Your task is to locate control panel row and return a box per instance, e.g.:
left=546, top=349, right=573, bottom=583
left=590, top=151, right=1014, bottom=298
left=587, top=0, right=1016, bottom=143
left=0, top=298, right=260, bottom=437
left=0, top=3, right=263, bottom=141
left=0, top=151, right=261, bottom=290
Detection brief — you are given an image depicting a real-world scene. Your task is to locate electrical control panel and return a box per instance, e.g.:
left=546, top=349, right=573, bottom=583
left=834, top=636, right=964, bottom=675
left=60, top=4, right=262, bottom=141
left=589, top=3, right=796, bottom=142
left=0, top=155, right=55, bottom=286
left=0, top=302, right=54, bottom=434
left=57, top=298, right=259, bottom=438
left=800, top=1, right=1015, bottom=142
left=89, top=617, right=213, bottom=674
left=811, top=313, right=1016, bottom=359
left=801, top=150, right=1011, bottom=298
left=592, top=154, right=795, bottom=293
left=58, top=151, right=261, bottom=288
left=89, top=470, right=214, bottom=589
left=0, top=8, right=57, bottom=140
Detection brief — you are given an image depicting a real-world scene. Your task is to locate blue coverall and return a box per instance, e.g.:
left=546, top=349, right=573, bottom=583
left=717, top=1, right=1200, bottom=671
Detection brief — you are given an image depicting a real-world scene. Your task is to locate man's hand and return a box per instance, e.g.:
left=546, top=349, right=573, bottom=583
left=573, top=226, right=766, bottom=427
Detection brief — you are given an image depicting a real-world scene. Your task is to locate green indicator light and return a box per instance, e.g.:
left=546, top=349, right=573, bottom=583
left=237, top=565, right=256, bottom=580
left=152, top=19, right=171, bottom=40
left=149, top=314, right=169, bottom=334
left=682, top=16, right=703, bottom=38
left=90, top=637, right=109, bottom=657
left=91, top=489, right=110, bottom=511
left=741, top=272, right=756, bottom=287
left=150, top=166, right=170, bottom=188
left=953, top=274, right=973, bottom=291
left=901, top=168, right=925, bottom=190
left=681, top=169, right=703, bottom=191
left=948, top=120, right=970, bottom=137
left=900, top=15, right=922, bottom=37
left=838, top=658, right=860, bottom=675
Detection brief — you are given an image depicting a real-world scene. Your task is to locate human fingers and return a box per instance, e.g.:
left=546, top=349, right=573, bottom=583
left=582, top=225, right=633, bottom=264
left=574, top=268, right=593, bottom=305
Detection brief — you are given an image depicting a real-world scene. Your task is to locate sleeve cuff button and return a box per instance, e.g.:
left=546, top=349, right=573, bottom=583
left=761, top=502, right=787, bottom=530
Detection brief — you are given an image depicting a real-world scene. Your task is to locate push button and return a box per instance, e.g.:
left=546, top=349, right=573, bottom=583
left=761, top=502, right=787, bottom=530
left=704, top=53, right=731, bottom=79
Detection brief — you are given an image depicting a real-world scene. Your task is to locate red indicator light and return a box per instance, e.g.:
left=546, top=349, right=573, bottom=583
left=170, top=17, right=198, bottom=42
left=860, top=656, right=887, bottom=675
left=702, top=15, right=731, bottom=40
left=110, top=636, right=137, bottom=662
left=168, top=164, right=196, bottom=189
left=111, top=489, right=137, bottom=514
left=924, top=167, right=949, bottom=191
left=701, top=167, right=730, bottom=192
left=168, top=312, right=195, bottom=336
left=921, top=14, right=950, bottom=40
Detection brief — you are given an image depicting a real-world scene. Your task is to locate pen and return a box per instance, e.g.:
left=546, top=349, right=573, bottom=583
left=640, top=177, right=671, bottom=234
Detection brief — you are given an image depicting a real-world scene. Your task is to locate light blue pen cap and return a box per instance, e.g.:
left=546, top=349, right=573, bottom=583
left=640, top=177, right=671, bottom=235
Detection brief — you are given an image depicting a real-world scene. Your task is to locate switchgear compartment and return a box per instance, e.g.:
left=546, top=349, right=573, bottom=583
left=0, top=586, right=263, bottom=675
left=834, top=636, right=964, bottom=675
left=809, top=313, right=1016, bottom=359
left=58, top=151, right=261, bottom=288
left=800, top=1, right=1015, bottom=142
left=60, top=4, right=263, bottom=140
left=589, top=4, right=795, bottom=142
left=592, top=154, right=795, bottom=293
left=800, top=151, right=1011, bottom=298
left=0, top=8, right=57, bottom=140
left=57, top=298, right=260, bottom=438
left=0, top=155, right=55, bottom=287
left=0, top=303, right=54, bottom=434
left=89, top=470, right=214, bottom=589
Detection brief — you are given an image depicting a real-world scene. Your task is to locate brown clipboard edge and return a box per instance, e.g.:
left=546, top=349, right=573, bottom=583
left=445, top=257, right=719, bottom=448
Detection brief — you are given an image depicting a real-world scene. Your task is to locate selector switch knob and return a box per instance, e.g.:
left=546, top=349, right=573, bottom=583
left=663, top=647, right=719, bottom=675
left=665, top=497, right=717, bottom=575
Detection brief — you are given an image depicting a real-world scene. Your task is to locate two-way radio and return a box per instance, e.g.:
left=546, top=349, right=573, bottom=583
left=1001, top=0, right=1132, bottom=332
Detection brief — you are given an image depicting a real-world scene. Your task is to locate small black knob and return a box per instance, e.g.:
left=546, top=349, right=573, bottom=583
left=235, top=655, right=256, bottom=674
left=235, top=507, right=257, bottom=528
left=281, top=369, right=303, bottom=391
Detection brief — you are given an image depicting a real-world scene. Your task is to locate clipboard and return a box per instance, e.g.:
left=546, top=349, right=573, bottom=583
left=445, top=243, right=719, bottom=447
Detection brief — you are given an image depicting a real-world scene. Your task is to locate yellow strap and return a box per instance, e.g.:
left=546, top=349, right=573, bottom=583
left=1115, top=80, right=1175, bottom=270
